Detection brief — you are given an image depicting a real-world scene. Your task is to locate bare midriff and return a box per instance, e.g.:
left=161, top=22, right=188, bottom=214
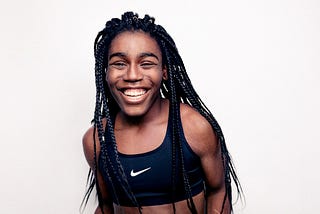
left=113, top=191, right=205, bottom=214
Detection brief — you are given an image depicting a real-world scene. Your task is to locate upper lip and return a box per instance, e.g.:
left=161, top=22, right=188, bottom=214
left=118, top=86, right=149, bottom=93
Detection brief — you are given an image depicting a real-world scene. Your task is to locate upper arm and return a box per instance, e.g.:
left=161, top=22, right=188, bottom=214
left=82, top=126, right=97, bottom=169
left=180, top=104, right=229, bottom=213
left=181, top=105, right=224, bottom=189
left=82, top=124, right=114, bottom=213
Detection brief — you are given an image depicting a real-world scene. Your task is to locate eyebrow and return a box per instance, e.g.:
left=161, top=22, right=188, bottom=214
left=109, top=52, right=126, bottom=60
left=108, top=52, right=159, bottom=61
left=139, top=52, right=159, bottom=60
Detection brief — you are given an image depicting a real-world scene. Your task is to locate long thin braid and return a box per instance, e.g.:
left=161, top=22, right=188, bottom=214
left=94, top=33, right=141, bottom=210
left=100, top=81, right=142, bottom=210
left=160, top=31, right=241, bottom=213
left=162, top=40, right=197, bottom=213
left=164, top=43, right=178, bottom=213
left=161, top=34, right=221, bottom=213
left=171, top=52, right=239, bottom=212
left=94, top=67, right=121, bottom=205
left=172, top=67, right=197, bottom=214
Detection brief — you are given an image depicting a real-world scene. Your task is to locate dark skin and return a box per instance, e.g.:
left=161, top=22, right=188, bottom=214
left=82, top=31, right=230, bottom=213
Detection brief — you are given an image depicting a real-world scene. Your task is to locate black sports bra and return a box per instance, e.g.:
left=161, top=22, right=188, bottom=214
left=101, top=114, right=205, bottom=206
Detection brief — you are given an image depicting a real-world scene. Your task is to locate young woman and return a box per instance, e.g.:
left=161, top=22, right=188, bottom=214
left=81, top=12, right=242, bottom=214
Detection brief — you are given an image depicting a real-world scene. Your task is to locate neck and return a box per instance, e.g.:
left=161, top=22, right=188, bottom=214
left=117, top=98, right=169, bottom=128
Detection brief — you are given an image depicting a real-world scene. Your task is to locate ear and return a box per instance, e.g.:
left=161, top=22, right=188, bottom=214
left=162, top=66, right=168, bottom=80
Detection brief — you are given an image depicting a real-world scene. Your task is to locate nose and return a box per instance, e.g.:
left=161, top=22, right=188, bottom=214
left=123, top=64, right=143, bottom=82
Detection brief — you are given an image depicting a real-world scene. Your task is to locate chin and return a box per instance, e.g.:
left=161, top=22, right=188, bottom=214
left=122, top=107, right=147, bottom=118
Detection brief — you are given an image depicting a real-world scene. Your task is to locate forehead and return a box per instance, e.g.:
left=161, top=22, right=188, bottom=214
left=109, top=31, right=161, bottom=56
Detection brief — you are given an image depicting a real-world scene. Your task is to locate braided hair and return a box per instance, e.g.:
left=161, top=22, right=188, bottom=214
left=81, top=11, right=242, bottom=214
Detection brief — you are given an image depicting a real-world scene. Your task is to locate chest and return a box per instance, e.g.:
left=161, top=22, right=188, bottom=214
left=117, top=132, right=203, bottom=195
left=115, top=123, right=167, bottom=155
left=104, top=129, right=205, bottom=206
left=119, top=142, right=173, bottom=196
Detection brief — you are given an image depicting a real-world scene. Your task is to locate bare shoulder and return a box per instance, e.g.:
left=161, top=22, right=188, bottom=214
left=82, top=125, right=97, bottom=168
left=180, top=103, right=218, bottom=157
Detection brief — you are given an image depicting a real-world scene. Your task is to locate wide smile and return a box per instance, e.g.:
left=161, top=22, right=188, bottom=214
left=119, top=88, right=149, bottom=103
left=122, top=88, right=147, bottom=97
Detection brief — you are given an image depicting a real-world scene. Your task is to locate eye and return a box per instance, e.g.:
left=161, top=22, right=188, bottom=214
left=109, top=61, right=127, bottom=70
left=140, top=61, right=157, bottom=69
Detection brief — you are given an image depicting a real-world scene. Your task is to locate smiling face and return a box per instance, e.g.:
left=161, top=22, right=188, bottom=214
left=106, top=31, right=167, bottom=118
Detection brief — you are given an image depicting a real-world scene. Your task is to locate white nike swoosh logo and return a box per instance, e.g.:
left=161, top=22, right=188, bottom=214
left=130, top=167, right=151, bottom=177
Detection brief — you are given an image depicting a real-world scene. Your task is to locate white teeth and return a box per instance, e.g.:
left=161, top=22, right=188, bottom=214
left=123, top=89, right=146, bottom=97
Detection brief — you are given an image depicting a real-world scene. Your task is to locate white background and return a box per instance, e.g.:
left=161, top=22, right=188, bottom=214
left=0, top=0, right=319, bottom=213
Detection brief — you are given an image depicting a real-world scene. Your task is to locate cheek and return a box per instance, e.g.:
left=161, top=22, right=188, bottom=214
left=105, top=70, right=115, bottom=84
left=105, top=73, right=115, bottom=92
